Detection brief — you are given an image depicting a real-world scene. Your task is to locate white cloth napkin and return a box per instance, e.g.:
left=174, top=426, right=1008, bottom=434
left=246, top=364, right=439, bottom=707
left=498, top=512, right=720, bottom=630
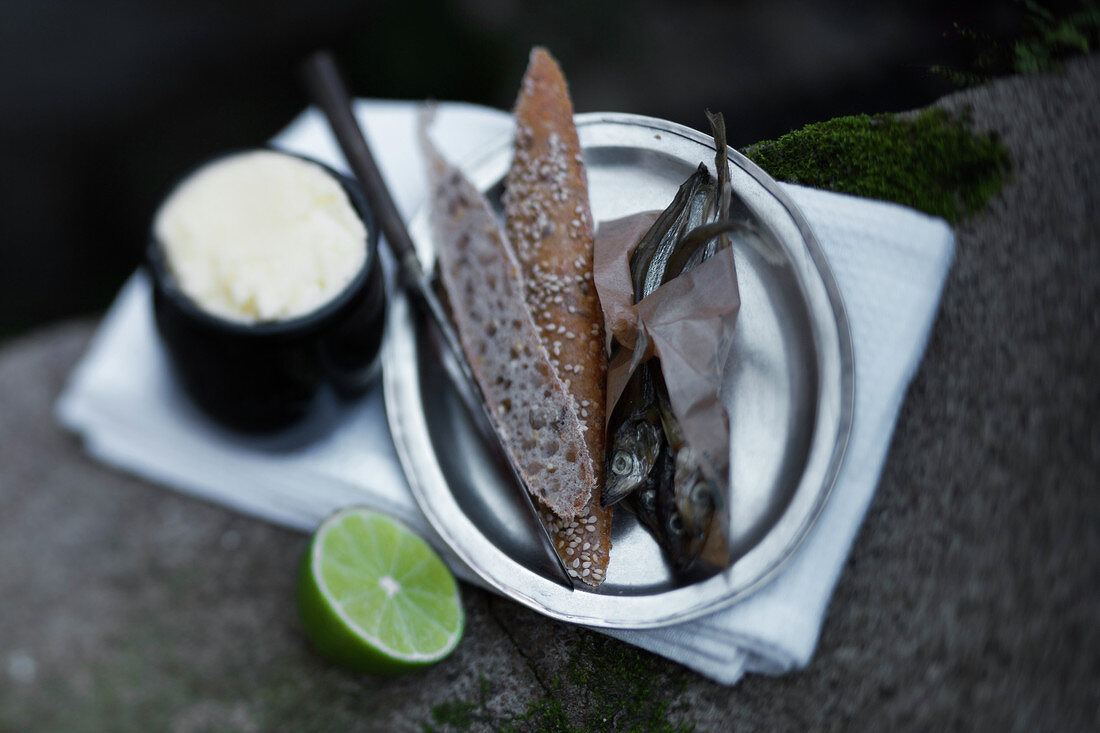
left=56, top=100, right=954, bottom=685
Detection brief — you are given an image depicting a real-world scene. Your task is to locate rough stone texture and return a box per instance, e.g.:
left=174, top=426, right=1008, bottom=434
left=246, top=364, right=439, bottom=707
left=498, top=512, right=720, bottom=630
left=1, top=55, right=1098, bottom=731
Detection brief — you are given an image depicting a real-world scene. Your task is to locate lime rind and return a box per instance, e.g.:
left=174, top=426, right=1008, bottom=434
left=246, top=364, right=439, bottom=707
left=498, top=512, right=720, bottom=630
left=303, top=508, right=464, bottom=670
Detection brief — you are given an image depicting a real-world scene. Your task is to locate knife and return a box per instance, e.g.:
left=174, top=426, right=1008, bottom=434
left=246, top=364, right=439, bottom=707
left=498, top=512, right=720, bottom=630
left=301, top=50, right=575, bottom=590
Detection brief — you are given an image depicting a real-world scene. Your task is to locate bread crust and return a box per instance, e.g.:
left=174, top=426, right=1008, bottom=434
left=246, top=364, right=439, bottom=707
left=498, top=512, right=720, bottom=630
left=421, top=115, right=596, bottom=520
left=505, top=48, right=612, bottom=586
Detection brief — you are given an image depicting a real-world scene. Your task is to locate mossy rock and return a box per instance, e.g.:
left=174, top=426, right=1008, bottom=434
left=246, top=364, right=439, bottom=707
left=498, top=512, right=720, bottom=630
left=426, top=632, right=692, bottom=732
left=742, top=108, right=1011, bottom=223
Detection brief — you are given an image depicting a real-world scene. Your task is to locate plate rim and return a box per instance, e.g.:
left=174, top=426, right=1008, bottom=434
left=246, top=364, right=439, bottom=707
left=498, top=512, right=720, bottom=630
left=383, top=111, right=855, bottom=628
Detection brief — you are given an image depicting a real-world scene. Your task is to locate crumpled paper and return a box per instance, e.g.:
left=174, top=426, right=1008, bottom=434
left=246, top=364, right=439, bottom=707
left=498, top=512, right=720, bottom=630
left=594, top=211, right=740, bottom=505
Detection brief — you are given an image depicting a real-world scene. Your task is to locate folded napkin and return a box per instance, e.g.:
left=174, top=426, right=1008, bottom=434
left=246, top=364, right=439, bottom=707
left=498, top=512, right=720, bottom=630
left=56, top=100, right=954, bottom=685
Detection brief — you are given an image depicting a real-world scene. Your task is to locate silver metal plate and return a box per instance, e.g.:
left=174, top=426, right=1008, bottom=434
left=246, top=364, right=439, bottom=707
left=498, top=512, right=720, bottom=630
left=383, top=113, right=854, bottom=628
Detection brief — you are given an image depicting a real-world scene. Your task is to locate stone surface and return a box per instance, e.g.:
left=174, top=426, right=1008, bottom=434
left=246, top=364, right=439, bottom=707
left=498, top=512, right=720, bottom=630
left=1, top=56, right=1098, bottom=731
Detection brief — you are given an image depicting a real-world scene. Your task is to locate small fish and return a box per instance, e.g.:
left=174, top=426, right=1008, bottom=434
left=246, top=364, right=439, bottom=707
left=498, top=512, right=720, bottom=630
left=605, top=111, right=737, bottom=572
left=628, top=110, right=736, bottom=299
left=606, top=164, right=721, bottom=511
left=626, top=439, right=674, bottom=542
left=629, top=165, right=713, bottom=300
left=602, top=362, right=664, bottom=507
left=662, top=218, right=746, bottom=281
left=670, top=445, right=719, bottom=569
left=620, top=379, right=717, bottom=572
left=654, top=375, right=719, bottom=571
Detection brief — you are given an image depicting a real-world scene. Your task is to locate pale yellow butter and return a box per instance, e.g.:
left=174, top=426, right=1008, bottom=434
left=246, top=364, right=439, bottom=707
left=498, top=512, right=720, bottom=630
left=155, top=150, right=367, bottom=323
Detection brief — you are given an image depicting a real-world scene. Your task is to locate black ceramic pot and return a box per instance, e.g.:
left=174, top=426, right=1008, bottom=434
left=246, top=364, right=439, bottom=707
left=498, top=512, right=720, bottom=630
left=147, top=149, right=386, bottom=433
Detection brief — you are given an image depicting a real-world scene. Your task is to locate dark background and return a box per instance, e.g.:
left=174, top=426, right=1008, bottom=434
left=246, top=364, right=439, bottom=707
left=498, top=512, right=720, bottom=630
left=0, top=0, right=1048, bottom=341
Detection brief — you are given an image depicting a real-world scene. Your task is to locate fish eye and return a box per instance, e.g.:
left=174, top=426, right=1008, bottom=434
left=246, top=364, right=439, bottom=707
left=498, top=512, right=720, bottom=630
left=668, top=513, right=684, bottom=535
left=611, top=451, right=633, bottom=475
left=690, top=482, right=710, bottom=504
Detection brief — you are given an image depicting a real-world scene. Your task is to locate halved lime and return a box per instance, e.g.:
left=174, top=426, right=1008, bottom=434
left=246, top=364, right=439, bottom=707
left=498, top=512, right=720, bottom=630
left=297, top=507, right=464, bottom=674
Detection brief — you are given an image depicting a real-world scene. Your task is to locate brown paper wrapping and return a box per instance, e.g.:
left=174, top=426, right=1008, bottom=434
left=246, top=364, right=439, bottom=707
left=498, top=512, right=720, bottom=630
left=594, top=212, right=740, bottom=492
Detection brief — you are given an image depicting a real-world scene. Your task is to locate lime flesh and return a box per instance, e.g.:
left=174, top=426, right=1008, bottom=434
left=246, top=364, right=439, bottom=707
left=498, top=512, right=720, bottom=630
left=297, top=508, right=464, bottom=674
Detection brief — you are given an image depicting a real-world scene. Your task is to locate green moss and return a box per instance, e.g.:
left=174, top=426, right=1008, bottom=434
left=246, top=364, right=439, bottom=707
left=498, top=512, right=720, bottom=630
left=742, top=108, right=1011, bottom=223
left=425, top=676, right=572, bottom=732
left=931, top=1, right=1099, bottom=85
left=564, top=634, right=692, bottom=732
left=1012, top=0, right=1100, bottom=73
left=428, top=699, right=482, bottom=730
left=425, top=632, right=693, bottom=732
left=507, top=697, right=574, bottom=733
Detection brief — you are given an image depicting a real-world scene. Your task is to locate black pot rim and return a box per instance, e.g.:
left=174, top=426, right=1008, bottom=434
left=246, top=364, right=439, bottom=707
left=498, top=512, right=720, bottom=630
left=145, top=147, right=379, bottom=339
